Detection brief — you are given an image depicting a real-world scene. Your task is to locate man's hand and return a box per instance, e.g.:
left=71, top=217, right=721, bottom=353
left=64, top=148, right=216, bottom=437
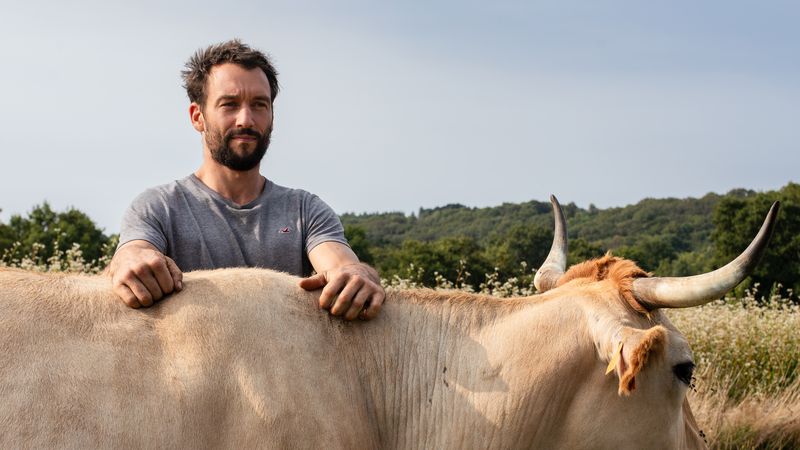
left=299, top=263, right=385, bottom=320
left=107, top=240, right=183, bottom=308
left=301, top=242, right=385, bottom=320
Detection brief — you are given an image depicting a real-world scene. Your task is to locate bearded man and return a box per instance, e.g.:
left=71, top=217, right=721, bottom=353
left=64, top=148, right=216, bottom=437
left=108, top=40, right=385, bottom=320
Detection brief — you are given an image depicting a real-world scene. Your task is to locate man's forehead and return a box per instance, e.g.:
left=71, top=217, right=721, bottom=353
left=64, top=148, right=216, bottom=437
left=207, top=63, right=271, bottom=98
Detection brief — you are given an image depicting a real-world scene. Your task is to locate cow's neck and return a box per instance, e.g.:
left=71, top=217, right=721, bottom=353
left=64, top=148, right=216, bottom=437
left=345, top=289, right=594, bottom=449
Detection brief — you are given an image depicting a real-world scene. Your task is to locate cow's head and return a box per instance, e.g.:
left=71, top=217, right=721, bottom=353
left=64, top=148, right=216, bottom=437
left=532, top=196, right=779, bottom=448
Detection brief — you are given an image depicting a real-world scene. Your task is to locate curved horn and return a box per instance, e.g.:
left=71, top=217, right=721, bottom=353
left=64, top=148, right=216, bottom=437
left=632, top=201, right=780, bottom=309
left=534, top=195, right=568, bottom=292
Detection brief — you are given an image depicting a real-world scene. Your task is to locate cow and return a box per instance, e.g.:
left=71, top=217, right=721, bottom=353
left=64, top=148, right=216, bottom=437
left=0, top=197, right=779, bottom=449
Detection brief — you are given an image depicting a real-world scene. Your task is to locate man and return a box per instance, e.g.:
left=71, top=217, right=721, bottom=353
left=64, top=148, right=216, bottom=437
left=108, top=39, right=384, bottom=320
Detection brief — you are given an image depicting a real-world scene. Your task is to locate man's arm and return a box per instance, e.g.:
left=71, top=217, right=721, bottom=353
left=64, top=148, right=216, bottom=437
left=299, top=242, right=385, bottom=320
left=108, top=240, right=183, bottom=308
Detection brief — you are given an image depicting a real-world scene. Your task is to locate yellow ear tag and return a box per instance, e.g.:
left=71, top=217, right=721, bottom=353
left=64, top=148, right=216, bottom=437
left=605, top=342, right=623, bottom=375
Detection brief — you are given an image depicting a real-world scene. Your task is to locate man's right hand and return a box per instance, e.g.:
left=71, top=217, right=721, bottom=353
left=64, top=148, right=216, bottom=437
left=108, top=240, right=183, bottom=308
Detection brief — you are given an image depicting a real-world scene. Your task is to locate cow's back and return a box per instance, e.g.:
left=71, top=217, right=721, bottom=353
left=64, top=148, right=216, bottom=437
left=0, top=268, right=378, bottom=449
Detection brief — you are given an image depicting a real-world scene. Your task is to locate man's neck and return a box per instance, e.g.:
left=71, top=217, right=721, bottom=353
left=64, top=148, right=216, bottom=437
left=195, top=161, right=266, bottom=206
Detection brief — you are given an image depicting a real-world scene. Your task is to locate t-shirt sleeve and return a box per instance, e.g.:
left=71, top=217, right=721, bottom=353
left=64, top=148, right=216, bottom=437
left=303, top=194, right=349, bottom=254
left=117, top=189, right=170, bottom=253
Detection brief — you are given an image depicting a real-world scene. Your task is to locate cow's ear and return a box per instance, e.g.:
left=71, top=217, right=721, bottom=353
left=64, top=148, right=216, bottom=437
left=606, top=325, right=668, bottom=396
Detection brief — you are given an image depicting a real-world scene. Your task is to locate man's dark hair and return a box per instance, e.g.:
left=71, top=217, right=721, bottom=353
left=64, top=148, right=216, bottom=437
left=181, top=39, right=280, bottom=107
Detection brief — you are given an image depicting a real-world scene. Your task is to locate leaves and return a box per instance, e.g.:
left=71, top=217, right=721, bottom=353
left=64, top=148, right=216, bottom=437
left=0, top=202, right=114, bottom=272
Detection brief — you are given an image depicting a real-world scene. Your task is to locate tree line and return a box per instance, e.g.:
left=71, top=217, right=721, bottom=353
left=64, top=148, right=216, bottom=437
left=2, top=183, right=797, bottom=300
left=342, top=183, right=799, bottom=300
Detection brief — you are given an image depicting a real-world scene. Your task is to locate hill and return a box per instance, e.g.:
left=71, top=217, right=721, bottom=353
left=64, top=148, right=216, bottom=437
left=341, top=183, right=799, bottom=299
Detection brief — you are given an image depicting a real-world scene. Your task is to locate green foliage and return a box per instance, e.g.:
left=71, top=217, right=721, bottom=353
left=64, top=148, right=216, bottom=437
left=484, top=224, right=552, bottom=280
left=0, top=202, right=114, bottom=272
left=342, top=183, right=798, bottom=300
left=567, top=238, right=606, bottom=267
left=341, top=200, right=554, bottom=247
left=658, top=246, right=716, bottom=277
left=711, top=183, right=800, bottom=298
left=616, top=234, right=679, bottom=273
left=0, top=217, right=13, bottom=252
left=568, top=194, right=720, bottom=250
left=344, top=225, right=374, bottom=264
left=376, top=236, right=493, bottom=288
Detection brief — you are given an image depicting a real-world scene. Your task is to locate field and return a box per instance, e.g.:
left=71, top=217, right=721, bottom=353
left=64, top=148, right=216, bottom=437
left=669, top=295, right=800, bottom=449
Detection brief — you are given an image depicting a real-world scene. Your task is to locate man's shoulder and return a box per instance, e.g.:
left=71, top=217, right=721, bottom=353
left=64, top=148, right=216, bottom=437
left=130, top=176, right=195, bottom=207
left=263, top=180, right=338, bottom=216
left=264, top=179, right=319, bottom=202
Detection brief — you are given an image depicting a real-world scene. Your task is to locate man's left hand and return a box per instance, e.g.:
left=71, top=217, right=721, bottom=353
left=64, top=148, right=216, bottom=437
left=299, top=263, right=385, bottom=320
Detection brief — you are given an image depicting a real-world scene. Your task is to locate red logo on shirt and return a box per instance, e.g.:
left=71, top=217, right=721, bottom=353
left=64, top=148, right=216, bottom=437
left=279, top=227, right=291, bottom=233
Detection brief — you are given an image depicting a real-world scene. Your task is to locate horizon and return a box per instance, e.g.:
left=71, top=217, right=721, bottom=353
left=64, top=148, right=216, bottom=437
left=3, top=181, right=792, bottom=231
left=340, top=181, right=793, bottom=218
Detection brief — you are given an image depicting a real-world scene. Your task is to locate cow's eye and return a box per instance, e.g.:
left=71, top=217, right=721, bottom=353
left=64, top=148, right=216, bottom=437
left=673, top=361, right=695, bottom=385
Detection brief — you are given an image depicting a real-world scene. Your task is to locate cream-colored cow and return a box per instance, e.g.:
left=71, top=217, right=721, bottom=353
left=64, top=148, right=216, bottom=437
left=0, top=198, right=778, bottom=449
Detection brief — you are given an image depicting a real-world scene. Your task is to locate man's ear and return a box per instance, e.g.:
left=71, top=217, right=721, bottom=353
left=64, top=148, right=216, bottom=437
left=189, top=102, right=205, bottom=132
left=606, top=325, right=668, bottom=396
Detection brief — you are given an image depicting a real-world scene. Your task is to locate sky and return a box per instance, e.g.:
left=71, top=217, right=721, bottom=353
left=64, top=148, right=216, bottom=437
left=1, top=0, right=797, bottom=233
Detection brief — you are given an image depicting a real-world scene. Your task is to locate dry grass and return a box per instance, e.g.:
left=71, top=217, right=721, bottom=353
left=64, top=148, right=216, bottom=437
left=688, top=375, right=800, bottom=449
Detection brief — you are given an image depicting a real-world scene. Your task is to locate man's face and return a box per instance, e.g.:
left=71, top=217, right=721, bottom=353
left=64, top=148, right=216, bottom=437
left=197, top=63, right=273, bottom=171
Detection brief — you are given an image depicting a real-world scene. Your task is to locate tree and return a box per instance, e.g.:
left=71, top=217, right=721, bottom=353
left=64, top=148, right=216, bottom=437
left=485, top=224, right=552, bottom=279
left=0, top=208, right=14, bottom=251
left=344, top=225, right=374, bottom=265
left=568, top=238, right=606, bottom=267
left=615, top=235, right=679, bottom=274
left=378, top=237, right=492, bottom=288
left=712, top=183, right=800, bottom=300
left=1, top=202, right=112, bottom=268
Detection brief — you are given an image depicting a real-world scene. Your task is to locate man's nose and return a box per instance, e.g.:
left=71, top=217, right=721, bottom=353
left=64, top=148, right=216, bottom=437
left=236, top=106, right=255, bottom=128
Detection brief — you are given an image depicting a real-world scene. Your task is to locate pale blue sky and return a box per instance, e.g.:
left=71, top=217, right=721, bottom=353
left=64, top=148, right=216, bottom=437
left=1, top=0, right=797, bottom=233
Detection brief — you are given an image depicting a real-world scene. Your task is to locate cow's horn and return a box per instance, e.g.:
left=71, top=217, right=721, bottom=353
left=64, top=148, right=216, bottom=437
left=632, top=201, right=780, bottom=309
left=534, top=195, right=568, bottom=292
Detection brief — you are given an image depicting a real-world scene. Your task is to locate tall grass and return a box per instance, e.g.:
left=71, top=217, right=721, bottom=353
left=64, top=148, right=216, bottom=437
left=669, top=292, right=800, bottom=449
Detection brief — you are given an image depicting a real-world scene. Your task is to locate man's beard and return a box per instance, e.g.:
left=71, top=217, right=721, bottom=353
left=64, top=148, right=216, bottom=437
left=206, top=126, right=271, bottom=171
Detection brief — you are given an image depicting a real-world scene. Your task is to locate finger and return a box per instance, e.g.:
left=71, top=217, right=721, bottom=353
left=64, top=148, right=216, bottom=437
left=299, top=273, right=326, bottom=291
left=152, top=257, right=175, bottom=295
left=330, top=277, right=364, bottom=316
left=344, top=289, right=372, bottom=321
left=165, top=257, right=183, bottom=291
left=137, top=267, right=164, bottom=303
left=132, top=259, right=164, bottom=302
left=126, top=274, right=156, bottom=307
left=358, top=302, right=370, bottom=320
left=361, top=290, right=386, bottom=320
left=319, top=276, right=347, bottom=310
left=113, top=283, right=141, bottom=309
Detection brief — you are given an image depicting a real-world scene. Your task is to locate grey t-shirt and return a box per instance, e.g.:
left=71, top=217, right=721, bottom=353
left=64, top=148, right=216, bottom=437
left=118, top=175, right=349, bottom=276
